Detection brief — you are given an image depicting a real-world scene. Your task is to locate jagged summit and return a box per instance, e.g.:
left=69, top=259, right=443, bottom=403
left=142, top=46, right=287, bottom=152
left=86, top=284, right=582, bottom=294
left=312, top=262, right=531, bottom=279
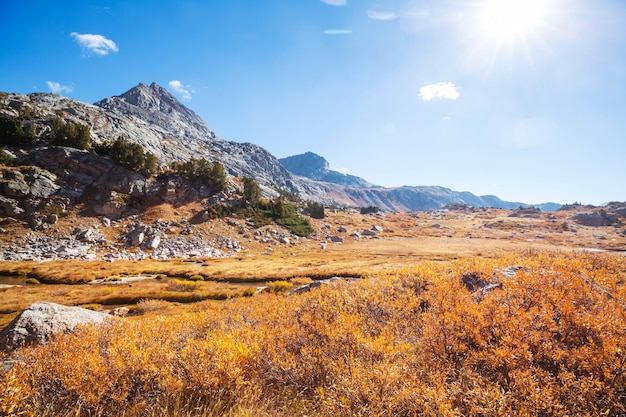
left=92, top=83, right=309, bottom=190
left=94, top=82, right=216, bottom=143
left=106, top=82, right=189, bottom=117
left=115, top=82, right=178, bottom=112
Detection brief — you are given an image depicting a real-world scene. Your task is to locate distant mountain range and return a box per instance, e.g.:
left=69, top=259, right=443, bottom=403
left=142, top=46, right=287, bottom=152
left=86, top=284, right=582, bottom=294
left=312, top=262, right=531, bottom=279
left=0, top=83, right=561, bottom=212
left=278, top=152, right=560, bottom=212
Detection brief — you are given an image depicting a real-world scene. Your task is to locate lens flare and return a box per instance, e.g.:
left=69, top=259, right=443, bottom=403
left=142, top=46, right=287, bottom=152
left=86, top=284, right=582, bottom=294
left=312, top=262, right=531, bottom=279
left=479, top=0, right=551, bottom=40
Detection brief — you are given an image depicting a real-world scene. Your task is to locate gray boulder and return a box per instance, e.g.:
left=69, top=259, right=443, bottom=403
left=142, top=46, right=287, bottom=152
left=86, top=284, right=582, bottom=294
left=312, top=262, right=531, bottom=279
left=142, top=234, right=161, bottom=250
left=573, top=211, right=619, bottom=227
left=3, top=178, right=30, bottom=197
left=0, top=195, right=24, bottom=217
left=74, top=227, right=105, bottom=244
left=0, top=302, right=107, bottom=353
left=287, top=277, right=347, bottom=296
left=26, top=167, right=60, bottom=198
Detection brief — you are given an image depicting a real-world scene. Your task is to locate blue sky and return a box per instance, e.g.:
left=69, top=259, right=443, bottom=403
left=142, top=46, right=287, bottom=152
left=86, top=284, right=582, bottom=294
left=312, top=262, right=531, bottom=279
left=1, top=0, right=625, bottom=205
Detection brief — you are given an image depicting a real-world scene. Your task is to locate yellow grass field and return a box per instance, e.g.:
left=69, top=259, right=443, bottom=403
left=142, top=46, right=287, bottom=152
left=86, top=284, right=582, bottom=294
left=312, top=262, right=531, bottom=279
left=1, top=207, right=624, bottom=327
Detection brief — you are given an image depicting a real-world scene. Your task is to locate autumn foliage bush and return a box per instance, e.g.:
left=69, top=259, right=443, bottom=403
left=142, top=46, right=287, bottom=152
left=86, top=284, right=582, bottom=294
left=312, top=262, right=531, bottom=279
left=2, top=252, right=626, bottom=416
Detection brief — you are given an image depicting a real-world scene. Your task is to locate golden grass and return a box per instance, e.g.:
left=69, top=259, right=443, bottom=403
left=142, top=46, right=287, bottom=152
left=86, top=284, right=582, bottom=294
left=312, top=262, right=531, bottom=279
left=3, top=251, right=626, bottom=416
left=0, top=278, right=254, bottom=327
left=1, top=206, right=624, bottom=328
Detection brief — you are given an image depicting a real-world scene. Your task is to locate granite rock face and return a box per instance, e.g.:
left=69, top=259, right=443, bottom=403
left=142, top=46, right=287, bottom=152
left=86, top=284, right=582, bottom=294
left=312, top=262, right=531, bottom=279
left=94, top=82, right=306, bottom=191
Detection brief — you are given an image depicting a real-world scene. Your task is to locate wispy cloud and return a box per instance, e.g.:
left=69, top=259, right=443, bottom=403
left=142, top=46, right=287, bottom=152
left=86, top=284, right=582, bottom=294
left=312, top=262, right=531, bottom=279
left=323, top=29, right=353, bottom=35
left=321, top=0, right=347, bottom=5
left=418, top=82, right=460, bottom=101
left=367, top=9, right=398, bottom=21
left=70, top=32, right=118, bottom=56
left=46, top=81, right=73, bottom=94
left=168, top=80, right=194, bottom=100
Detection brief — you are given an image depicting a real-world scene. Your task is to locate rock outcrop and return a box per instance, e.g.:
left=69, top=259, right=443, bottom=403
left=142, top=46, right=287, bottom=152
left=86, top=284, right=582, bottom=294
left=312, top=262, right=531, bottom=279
left=573, top=211, right=620, bottom=227
left=94, top=83, right=306, bottom=191
left=0, top=302, right=107, bottom=353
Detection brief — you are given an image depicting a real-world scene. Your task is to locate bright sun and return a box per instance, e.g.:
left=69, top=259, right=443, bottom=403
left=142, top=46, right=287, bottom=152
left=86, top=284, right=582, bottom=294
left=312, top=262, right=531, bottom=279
left=479, top=0, right=551, bottom=40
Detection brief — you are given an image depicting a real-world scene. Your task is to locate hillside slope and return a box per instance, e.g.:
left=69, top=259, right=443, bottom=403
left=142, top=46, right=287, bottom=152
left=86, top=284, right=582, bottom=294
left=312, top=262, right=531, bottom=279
left=1, top=83, right=557, bottom=211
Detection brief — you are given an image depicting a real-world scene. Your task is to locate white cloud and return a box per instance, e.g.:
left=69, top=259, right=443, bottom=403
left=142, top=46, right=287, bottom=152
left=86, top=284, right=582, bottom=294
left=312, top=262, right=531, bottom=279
left=168, top=80, right=194, bottom=100
left=46, top=81, right=73, bottom=94
left=418, top=82, right=460, bottom=101
left=70, top=32, right=118, bottom=56
left=321, top=0, right=347, bottom=5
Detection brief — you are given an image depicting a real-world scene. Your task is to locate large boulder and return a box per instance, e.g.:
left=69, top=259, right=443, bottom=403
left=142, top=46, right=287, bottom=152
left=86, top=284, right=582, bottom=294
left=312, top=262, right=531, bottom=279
left=0, top=302, right=107, bottom=353
left=573, top=211, right=619, bottom=227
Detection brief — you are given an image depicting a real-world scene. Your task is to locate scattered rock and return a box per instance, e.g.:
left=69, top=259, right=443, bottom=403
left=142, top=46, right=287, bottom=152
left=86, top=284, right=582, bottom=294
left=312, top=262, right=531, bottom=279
left=330, top=235, right=344, bottom=243
left=0, top=195, right=24, bottom=217
left=362, top=229, right=377, bottom=237
left=461, top=272, right=489, bottom=292
left=497, top=265, right=530, bottom=278
left=109, top=307, right=129, bottom=317
left=461, top=271, right=503, bottom=301
left=125, top=222, right=147, bottom=246
left=75, top=227, right=105, bottom=244
left=142, top=234, right=161, bottom=250
left=287, top=277, right=355, bottom=296
left=149, top=236, right=227, bottom=260
left=27, top=214, right=46, bottom=230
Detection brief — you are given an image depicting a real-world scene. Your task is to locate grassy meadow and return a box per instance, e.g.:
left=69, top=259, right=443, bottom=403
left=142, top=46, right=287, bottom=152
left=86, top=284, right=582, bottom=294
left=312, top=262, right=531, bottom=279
left=1, top=208, right=626, bottom=415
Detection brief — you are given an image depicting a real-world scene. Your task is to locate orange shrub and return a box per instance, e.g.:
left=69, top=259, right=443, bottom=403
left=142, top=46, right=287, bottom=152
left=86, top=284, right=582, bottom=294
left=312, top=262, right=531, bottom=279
left=1, top=251, right=626, bottom=416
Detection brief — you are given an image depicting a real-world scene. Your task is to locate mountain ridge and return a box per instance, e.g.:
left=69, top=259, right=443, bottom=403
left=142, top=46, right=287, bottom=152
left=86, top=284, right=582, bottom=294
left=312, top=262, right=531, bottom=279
left=1, top=83, right=560, bottom=212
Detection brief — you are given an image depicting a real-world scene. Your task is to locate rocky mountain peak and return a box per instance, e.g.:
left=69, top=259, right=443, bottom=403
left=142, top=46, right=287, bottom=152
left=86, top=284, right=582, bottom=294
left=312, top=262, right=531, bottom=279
left=114, top=82, right=179, bottom=114
left=94, top=82, right=217, bottom=146
left=91, top=83, right=305, bottom=190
